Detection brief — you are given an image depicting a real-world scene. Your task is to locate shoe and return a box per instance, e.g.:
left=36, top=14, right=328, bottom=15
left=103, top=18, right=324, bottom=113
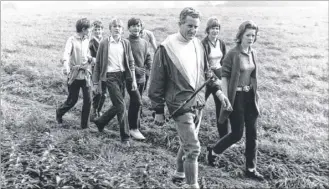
left=90, top=112, right=97, bottom=122
left=122, top=141, right=130, bottom=147
left=56, top=110, right=63, bottom=124
left=206, top=147, right=216, bottom=166
left=92, top=119, right=105, bottom=132
left=130, top=129, right=146, bottom=140
left=172, top=172, right=185, bottom=184
left=181, top=183, right=200, bottom=189
left=245, top=169, right=264, bottom=181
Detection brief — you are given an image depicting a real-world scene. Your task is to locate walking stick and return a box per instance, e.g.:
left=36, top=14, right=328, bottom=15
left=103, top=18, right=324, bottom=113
left=152, top=76, right=216, bottom=121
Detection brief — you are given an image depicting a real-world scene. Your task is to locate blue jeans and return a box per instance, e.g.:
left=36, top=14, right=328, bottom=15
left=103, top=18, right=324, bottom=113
left=96, top=72, right=130, bottom=142
left=174, top=110, right=203, bottom=185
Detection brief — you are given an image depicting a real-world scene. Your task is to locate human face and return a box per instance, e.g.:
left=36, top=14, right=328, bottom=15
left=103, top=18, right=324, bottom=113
left=128, top=23, right=142, bottom=37
left=110, top=21, right=123, bottom=38
left=93, top=27, right=103, bottom=39
left=241, top=28, right=256, bottom=48
left=82, top=27, right=92, bottom=38
left=179, top=16, right=200, bottom=41
left=208, top=26, right=220, bottom=40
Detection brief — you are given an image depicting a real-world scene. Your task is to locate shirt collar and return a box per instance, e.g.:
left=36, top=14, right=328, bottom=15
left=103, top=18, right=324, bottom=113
left=177, top=31, right=192, bottom=43
left=238, top=44, right=253, bottom=55
left=75, top=33, right=89, bottom=41
left=109, top=36, right=122, bottom=43
left=93, top=36, right=103, bottom=43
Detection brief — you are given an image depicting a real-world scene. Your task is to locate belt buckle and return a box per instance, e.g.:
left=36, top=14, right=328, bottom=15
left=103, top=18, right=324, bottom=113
left=243, top=86, right=250, bottom=92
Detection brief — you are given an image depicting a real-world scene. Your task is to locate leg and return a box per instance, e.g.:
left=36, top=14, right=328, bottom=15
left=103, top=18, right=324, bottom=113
left=212, top=92, right=245, bottom=154
left=56, top=80, right=80, bottom=119
left=174, top=110, right=202, bottom=187
left=97, top=81, right=107, bottom=114
left=81, top=80, right=92, bottom=129
left=127, top=82, right=142, bottom=130
left=212, top=93, right=229, bottom=138
left=244, top=91, right=258, bottom=170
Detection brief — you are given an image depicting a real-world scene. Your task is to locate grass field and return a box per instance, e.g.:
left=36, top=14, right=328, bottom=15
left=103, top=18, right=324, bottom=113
left=1, top=4, right=328, bottom=189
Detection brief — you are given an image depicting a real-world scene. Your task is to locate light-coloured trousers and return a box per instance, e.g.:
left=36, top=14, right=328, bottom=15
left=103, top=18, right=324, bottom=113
left=174, top=110, right=203, bottom=186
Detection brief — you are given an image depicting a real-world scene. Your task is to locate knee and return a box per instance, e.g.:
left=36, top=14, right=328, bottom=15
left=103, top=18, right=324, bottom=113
left=182, top=142, right=201, bottom=162
left=116, top=103, right=125, bottom=113
left=231, top=130, right=244, bottom=143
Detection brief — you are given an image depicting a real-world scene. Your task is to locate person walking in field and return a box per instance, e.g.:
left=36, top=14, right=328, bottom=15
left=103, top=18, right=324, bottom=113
left=207, top=20, right=265, bottom=181
left=56, top=18, right=93, bottom=129
left=92, top=18, right=138, bottom=147
left=89, top=20, right=106, bottom=121
left=126, top=17, right=152, bottom=140
left=202, top=16, right=229, bottom=140
left=148, top=7, right=232, bottom=189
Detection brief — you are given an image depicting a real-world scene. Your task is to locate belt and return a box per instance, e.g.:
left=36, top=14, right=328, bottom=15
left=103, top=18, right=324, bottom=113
left=236, top=85, right=252, bottom=92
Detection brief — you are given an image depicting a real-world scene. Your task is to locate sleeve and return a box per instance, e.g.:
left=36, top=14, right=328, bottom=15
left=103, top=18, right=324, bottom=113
left=148, top=46, right=167, bottom=114
left=93, top=41, right=102, bottom=84
left=144, top=42, right=152, bottom=71
left=220, top=39, right=227, bottom=65
left=127, top=42, right=135, bottom=72
left=62, top=37, right=73, bottom=70
left=221, top=51, right=233, bottom=78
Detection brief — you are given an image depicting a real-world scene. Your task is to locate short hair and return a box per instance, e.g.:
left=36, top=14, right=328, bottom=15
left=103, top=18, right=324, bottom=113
left=76, top=18, right=91, bottom=33
left=92, top=20, right=103, bottom=29
left=128, top=17, right=142, bottom=28
left=235, top=20, right=259, bottom=44
left=205, top=17, right=220, bottom=34
left=179, top=7, right=201, bottom=24
left=109, top=17, right=124, bottom=29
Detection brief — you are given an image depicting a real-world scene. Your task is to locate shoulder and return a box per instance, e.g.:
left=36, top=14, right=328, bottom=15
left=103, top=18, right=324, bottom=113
left=226, top=46, right=240, bottom=58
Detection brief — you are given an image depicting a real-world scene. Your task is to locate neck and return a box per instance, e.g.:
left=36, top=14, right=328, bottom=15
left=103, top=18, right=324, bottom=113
left=95, top=36, right=102, bottom=40
left=241, top=44, right=250, bottom=53
left=78, top=32, right=85, bottom=38
left=129, top=34, right=140, bottom=39
left=178, top=31, right=191, bottom=42
left=208, top=35, right=216, bottom=42
left=112, top=35, right=120, bottom=42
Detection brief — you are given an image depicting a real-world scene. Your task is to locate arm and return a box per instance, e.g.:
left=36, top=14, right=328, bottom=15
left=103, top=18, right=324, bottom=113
left=221, top=51, right=233, bottom=97
left=62, top=37, right=73, bottom=74
left=144, top=43, right=152, bottom=72
left=92, top=41, right=102, bottom=84
left=148, top=46, right=166, bottom=114
left=149, top=31, right=157, bottom=51
left=127, top=43, right=136, bottom=82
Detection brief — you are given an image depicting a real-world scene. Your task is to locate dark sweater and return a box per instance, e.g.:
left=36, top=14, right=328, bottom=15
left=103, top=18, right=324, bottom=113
left=128, top=35, right=152, bottom=84
left=89, top=37, right=101, bottom=58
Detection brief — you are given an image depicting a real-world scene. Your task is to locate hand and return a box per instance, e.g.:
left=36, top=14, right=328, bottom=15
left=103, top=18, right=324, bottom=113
left=62, top=67, right=70, bottom=76
left=154, top=114, right=165, bottom=126
left=216, top=91, right=233, bottom=111
left=131, top=81, right=137, bottom=91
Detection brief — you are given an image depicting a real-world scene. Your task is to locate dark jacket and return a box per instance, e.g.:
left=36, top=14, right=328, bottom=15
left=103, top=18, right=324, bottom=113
left=89, top=37, right=101, bottom=58
left=93, top=37, right=135, bottom=86
left=148, top=43, right=221, bottom=117
left=218, top=44, right=260, bottom=122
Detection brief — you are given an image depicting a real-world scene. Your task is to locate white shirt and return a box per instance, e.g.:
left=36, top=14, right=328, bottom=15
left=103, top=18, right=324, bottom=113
left=107, top=36, right=125, bottom=72
left=208, top=40, right=223, bottom=70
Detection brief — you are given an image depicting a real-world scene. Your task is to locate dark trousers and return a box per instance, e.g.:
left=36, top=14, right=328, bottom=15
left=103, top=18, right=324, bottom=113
left=212, top=90, right=258, bottom=169
left=205, top=85, right=229, bottom=138
left=92, top=81, right=107, bottom=113
left=57, top=79, right=91, bottom=128
left=96, top=72, right=130, bottom=141
left=127, top=82, right=144, bottom=130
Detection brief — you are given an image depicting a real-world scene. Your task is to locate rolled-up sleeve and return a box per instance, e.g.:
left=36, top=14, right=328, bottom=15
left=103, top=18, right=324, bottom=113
left=148, top=46, right=166, bottom=114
